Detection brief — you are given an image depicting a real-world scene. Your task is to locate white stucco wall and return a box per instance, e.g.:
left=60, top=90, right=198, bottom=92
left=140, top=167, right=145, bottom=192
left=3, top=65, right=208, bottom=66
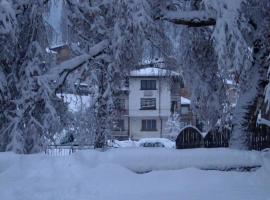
left=128, top=77, right=171, bottom=117
left=128, top=77, right=172, bottom=139
left=129, top=117, right=169, bottom=140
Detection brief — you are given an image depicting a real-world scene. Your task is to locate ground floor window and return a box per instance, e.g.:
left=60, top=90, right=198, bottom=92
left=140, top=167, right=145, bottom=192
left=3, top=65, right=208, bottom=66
left=113, top=119, right=125, bottom=131
left=141, top=119, right=157, bottom=131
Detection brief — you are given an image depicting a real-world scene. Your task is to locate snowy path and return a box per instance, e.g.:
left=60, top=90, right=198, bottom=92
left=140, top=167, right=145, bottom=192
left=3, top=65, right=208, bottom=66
left=0, top=148, right=269, bottom=200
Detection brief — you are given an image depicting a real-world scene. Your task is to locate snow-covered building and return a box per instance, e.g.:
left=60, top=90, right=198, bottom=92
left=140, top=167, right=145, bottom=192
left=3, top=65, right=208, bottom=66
left=112, top=67, right=195, bottom=140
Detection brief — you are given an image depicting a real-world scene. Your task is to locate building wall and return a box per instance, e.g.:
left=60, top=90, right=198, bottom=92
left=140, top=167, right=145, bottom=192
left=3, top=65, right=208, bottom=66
left=111, top=93, right=129, bottom=140
left=128, top=77, right=171, bottom=139
left=113, top=76, right=187, bottom=140
left=129, top=117, right=169, bottom=140
left=181, top=87, right=190, bottom=98
left=180, top=87, right=195, bottom=126
left=128, top=77, right=171, bottom=117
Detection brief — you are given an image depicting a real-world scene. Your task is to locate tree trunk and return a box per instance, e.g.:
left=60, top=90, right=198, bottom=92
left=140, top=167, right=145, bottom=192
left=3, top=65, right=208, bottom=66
left=230, top=39, right=268, bottom=149
left=94, top=67, right=108, bottom=149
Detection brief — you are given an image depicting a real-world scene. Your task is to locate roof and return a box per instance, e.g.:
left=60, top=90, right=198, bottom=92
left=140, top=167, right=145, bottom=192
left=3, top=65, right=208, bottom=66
left=181, top=96, right=191, bottom=105
left=130, top=67, right=180, bottom=77
left=49, top=43, right=68, bottom=50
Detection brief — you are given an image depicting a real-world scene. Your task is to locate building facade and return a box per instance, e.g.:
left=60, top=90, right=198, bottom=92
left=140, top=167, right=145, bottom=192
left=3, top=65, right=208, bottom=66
left=112, top=67, right=196, bottom=140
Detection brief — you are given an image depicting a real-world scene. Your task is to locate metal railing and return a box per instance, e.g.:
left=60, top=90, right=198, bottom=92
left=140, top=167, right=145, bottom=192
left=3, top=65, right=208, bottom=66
left=45, top=145, right=93, bottom=156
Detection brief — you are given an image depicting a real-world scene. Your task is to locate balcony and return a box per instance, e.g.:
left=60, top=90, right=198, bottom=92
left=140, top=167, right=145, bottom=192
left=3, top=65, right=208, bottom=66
left=116, top=108, right=128, bottom=115
left=112, top=130, right=129, bottom=140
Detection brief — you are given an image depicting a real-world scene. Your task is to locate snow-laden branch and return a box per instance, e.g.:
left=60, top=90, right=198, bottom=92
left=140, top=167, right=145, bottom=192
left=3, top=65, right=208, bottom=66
left=43, top=39, right=109, bottom=90
left=157, top=10, right=216, bottom=27
left=0, top=0, right=17, bottom=35
left=257, top=111, right=270, bottom=127
left=47, top=39, right=109, bottom=76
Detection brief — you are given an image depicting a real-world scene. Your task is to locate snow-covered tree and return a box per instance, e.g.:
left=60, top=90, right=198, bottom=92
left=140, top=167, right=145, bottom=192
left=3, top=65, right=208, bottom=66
left=64, top=0, right=168, bottom=148
left=166, top=113, right=185, bottom=140
left=178, top=26, right=227, bottom=128
left=1, top=0, right=267, bottom=152
left=0, top=0, right=71, bottom=153
left=231, top=0, right=270, bottom=148
left=155, top=0, right=270, bottom=149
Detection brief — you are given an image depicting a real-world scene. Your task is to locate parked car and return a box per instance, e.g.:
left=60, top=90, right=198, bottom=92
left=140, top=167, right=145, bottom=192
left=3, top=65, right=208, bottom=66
left=138, top=138, right=175, bottom=148
left=140, top=142, right=165, bottom=148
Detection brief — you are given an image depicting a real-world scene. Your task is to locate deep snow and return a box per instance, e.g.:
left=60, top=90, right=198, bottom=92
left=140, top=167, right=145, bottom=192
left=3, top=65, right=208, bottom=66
left=0, top=148, right=269, bottom=200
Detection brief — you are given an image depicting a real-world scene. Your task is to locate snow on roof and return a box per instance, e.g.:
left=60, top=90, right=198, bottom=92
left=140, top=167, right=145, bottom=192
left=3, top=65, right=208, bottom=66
left=130, top=67, right=180, bottom=77
left=141, top=57, right=164, bottom=65
left=45, top=47, right=57, bottom=54
left=49, top=43, right=68, bottom=50
left=181, top=96, right=191, bottom=105
left=225, top=79, right=237, bottom=86
left=225, top=79, right=233, bottom=85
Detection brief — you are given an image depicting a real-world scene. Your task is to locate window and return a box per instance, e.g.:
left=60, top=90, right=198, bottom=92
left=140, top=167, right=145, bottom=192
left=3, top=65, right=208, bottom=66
left=116, top=99, right=125, bottom=110
left=181, top=105, right=189, bottom=114
left=141, top=80, right=156, bottom=90
left=113, top=120, right=125, bottom=131
left=141, top=98, right=156, bottom=110
left=171, top=101, right=178, bottom=113
left=141, top=120, right=157, bottom=131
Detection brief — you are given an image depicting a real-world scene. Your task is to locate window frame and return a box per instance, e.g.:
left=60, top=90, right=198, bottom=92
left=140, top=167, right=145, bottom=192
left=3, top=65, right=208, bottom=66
left=116, top=98, right=126, bottom=110
left=140, top=98, right=156, bottom=110
left=141, top=119, right=157, bottom=131
left=171, top=100, right=178, bottom=113
left=113, top=119, right=125, bottom=131
left=141, top=80, right=157, bottom=90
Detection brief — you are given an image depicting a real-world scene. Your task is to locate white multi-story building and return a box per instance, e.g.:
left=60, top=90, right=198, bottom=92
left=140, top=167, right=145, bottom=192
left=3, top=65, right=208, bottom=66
left=112, top=67, right=189, bottom=140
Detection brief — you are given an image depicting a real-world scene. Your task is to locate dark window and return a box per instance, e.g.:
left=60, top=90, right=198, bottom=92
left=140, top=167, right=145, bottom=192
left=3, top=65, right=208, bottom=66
left=141, top=120, right=157, bottom=131
left=113, top=120, right=125, bottom=131
left=141, top=98, right=156, bottom=110
left=116, top=99, right=125, bottom=110
left=171, top=101, right=178, bottom=113
left=141, top=80, right=156, bottom=90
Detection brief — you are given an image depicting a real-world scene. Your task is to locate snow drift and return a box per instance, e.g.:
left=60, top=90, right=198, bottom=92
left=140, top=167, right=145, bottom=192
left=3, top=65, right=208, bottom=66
left=0, top=148, right=269, bottom=200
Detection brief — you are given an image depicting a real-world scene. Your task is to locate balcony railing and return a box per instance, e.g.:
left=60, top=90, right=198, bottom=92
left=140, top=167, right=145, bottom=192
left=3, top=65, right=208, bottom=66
left=112, top=130, right=128, bottom=136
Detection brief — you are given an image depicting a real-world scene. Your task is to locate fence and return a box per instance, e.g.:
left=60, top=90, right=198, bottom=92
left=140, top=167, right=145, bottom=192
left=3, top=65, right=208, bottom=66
left=204, top=128, right=230, bottom=148
left=45, top=145, right=93, bottom=156
left=176, top=126, right=204, bottom=149
left=249, top=125, right=270, bottom=151
left=176, top=125, right=270, bottom=151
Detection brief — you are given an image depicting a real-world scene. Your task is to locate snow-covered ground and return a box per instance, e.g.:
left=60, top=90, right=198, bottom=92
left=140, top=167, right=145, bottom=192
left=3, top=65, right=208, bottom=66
left=110, top=138, right=175, bottom=148
left=0, top=148, right=269, bottom=200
